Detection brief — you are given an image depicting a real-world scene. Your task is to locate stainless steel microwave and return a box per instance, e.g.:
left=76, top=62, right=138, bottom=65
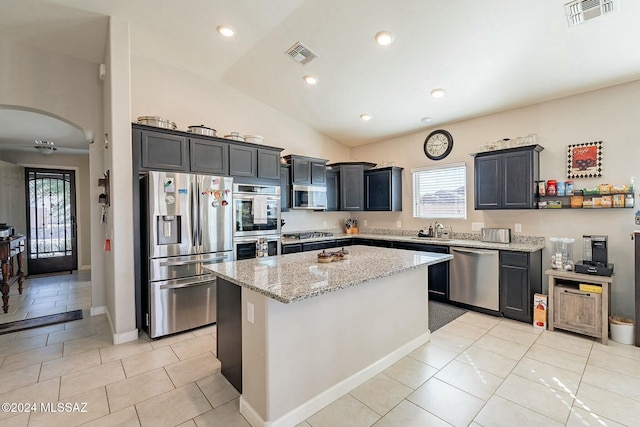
left=292, top=185, right=327, bottom=210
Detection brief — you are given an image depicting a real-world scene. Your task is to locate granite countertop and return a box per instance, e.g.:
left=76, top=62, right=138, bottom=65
left=281, top=232, right=545, bottom=252
left=204, top=245, right=452, bottom=304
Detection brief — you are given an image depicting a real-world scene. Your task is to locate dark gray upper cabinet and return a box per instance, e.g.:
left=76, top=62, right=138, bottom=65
left=139, top=129, right=189, bottom=171
left=364, top=166, right=403, bottom=211
left=284, top=155, right=328, bottom=185
left=325, top=169, right=340, bottom=211
left=280, top=164, right=291, bottom=212
left=190, top=138, right=229, bottom=175
left=229, top=145, right=257, bottom=177
left=473, top=145, right=542, bottom=210
left=327, top=162, right=376, bottom=211
left=257, top=149, right=280, bottom=180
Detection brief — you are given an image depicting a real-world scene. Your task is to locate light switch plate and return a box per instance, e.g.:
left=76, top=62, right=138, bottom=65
left=515, top=223, right=522, bottom=232
left=363, top=220, right=368, bottom=227
left=247, top=302, right=254, bottom=324
left=396, top=220, right=402, bottom=228
left=471, top=222, right=484, bottom=231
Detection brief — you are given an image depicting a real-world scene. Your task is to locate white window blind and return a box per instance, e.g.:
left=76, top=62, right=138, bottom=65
left=412, top=162, right=467, bottom=219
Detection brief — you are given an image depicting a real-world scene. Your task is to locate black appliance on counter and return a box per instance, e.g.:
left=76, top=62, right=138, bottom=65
left=575, top=235, right=614, bottom=276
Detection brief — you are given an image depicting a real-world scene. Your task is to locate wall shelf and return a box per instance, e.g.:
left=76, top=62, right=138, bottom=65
left=537, top=191, right=634, bottom=209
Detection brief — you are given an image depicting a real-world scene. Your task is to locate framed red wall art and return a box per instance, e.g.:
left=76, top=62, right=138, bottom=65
left=567, top=141, right=602, bottom=179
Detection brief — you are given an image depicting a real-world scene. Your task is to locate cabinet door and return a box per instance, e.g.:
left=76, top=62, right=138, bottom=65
left=282, top=244, right=302, bottom=254
left=302, top=241, right=334, bottom=251
left=554, top=286, right=602, bottom=336
left=257, top=149, right=280, bottom=180
left=280, top=165, right=291, bottom=212
left=365, top=169, right=391, bottom=210
left=229, top=145, right=257, bottom=177
left=499, top=252, right=530, bottom=322
left=291, top=158, right=311, bottom=184
left=311, top=162, right=327, bottom=185
left=474, top=155, right=500, bottom=209
left=326, top=170, right=340, bottom=211
left=140, top=130, right=189, bottom=171
left=189, top=138, right=229, bottom=175
left=340, top=165, right=364, bottom=211
left=503, top=150, right=534, bottom=209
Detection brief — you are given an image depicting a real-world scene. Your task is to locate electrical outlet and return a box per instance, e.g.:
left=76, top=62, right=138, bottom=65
left=515, top=223, right=522, bottom=233
left=323, top=220, right=327, bottom=227
left=247, top=302, right=254, bottom=324
left=396, top=220, right=402, bottom=228
left=471, top=222, right=484, bottom=231
left=363, top=220, right=368, bottom=227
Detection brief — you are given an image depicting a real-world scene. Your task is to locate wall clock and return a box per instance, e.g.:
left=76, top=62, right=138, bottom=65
left=424, top=129, right=453, bottom=160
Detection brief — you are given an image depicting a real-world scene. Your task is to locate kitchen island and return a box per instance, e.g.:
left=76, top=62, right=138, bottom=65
left=205, top=245, right=451, bottom=427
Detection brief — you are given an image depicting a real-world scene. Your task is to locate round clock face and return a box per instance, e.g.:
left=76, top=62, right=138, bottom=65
left=424, top=130, right=453, bottom=160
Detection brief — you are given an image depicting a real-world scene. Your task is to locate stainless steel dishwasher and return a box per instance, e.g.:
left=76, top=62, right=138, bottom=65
left=450, top=247, right=500, bottom=311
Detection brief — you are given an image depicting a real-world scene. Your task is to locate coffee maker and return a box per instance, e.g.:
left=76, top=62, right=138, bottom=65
left=575, top=235, right=614, bottom=276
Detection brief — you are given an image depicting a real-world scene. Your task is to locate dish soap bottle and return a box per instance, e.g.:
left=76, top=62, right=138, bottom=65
left=428, top=223, right=433, bottom=237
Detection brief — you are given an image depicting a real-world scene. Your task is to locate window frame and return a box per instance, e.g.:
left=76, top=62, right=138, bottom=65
left=411, top=162, right=467, bottom=219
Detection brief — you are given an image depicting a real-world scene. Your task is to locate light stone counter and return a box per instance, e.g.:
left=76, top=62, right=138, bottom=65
left=205, top=245, right=452, bottom=304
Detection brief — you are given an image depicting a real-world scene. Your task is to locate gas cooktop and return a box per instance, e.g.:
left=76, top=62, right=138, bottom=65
left=282, top=231, right=334, bottom=240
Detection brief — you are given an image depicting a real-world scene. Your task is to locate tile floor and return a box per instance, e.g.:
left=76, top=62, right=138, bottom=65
left=1, top=273, right=639, bottom=426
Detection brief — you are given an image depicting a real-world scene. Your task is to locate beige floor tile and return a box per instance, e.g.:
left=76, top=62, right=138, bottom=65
left=0, top=378, right=60, bottom=422
left=170, top=334, right=216, bottom=360
left=106, top=368, right=175, bottom=412
left=582, top=364, right=640, bottom=401
left=350, top=373, right=413, bottom=415
left=121, top=346, right=179, bottom=378
left=0, top=333, right=17, bottom=346
left=0, top=364, right=40, bottom=394
left=0, top=343, right=63, bottom=372
left=0, top=334, right=47, bottom=357
left=455, top=345, right=518, bottom=378
left=574, top=382, right=640, bottom=426
left=0, top=412, right=29, bottom=426
left=176, top=420, right=197, bottom=427
left=382, top=356, right=438, bottom=389
left=306, top=394, right=380, bottom=427
left=196, top=372, right=240, bottom=408
left=408, top=377, right=484, bottom=427
left=454, top=311, right=502, bottom=330
left=434, top=360, right=503, bottom=400
left=474, top=395, right=563, bottom=427
left=437, top=320, right=487, bottom=341
left=28, top=386, right=110, bottom=427
left=192, top=324, right=217, bottom=337
left=428, top=330, right=475, bottom=353
left=165, top=352, right=221, bottom=388
left=525, top=343, right=588, bottom=374
left=488, top=322, right=540, bottom=346
left=80, top=406, right=141, bottom=427
left=370, top=400, right=450, bottom=427
left=295, top=422, right=312, bottom=427
left=41, top=348, right=102, bottom=383
left=150, top=332, right=197, bottom=349
left=29, top=300, right=57, bottom=309
left=407, top=342, right=459, bottom=369
left=62, top=333, right=113, bottom=357
left=14, top=323, right=64, bottom=339
left=46, top=325, right=97, bottom=345
left=565, top=406, right=626, bottom=427
left=192, top=398, right=250, bottom=427
left=99, top=340, right=153, bottom=364
left=511, top=356, right=581, bottom=394
left=473, top=334, right=530, bottom=360
left=136, top=383, right=212, bottom=427
left=26, top=306, right=68, bottom=319
left=591, top=339, right=640, bottom=361
left=496, top=374, right=573, bottom=423
left=59, top=360, right=125, bottom=399
left=587, top=347, right=640, bottom=379
left=499, top=318, right=544, bottom=334
left=536, top=329, right=594, bottom=357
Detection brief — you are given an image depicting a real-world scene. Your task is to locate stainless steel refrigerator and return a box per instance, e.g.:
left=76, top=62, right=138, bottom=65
left=142, top=171, right=233, bottom=338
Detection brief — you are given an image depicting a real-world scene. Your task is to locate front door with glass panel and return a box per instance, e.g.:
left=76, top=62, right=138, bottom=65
left=25, top=168, right=78, bottom=275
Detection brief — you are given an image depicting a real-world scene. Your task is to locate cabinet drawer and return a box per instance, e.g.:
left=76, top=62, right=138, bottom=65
left=553, top=285, right=602, bottom=336
left=500, top=251, right=528, bottom=267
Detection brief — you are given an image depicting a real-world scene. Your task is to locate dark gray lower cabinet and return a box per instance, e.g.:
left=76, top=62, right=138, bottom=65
left=217, top=278, right=242, bottom=392
left=499, top=250, right=542, bottom=322
left=393, top=242, right=449, bottom=301
left=282, top=244, right=302, bottom=254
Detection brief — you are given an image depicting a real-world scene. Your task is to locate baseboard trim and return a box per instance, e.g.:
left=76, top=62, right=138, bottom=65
left=240, top=331, right=430, bottom=427
left=101, top=307, right=139, bottom=345
left=90, top=306, right=106, bottom=316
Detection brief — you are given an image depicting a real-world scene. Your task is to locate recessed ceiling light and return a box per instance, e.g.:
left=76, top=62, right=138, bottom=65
left=303, top=75, right=319, bottom=85
left=420, top=117, right=433, bottom=123
left=217, top=25, right=235, bottom=37
left=360, top=114, right=372, bottom=121
left=431, top=88, right=446, bottom=98
left=375, top=31, right=394, bottom=46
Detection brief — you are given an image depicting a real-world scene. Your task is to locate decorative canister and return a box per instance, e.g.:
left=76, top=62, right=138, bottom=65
left=556, top=181, right=566, bottom=196
left=565, top=180, right=574, bottom=195
left=547, top=180, right=557, bottom=196
left=537, top=181, right=546, bottom=196
left=626, top=194, right=635, bottom=208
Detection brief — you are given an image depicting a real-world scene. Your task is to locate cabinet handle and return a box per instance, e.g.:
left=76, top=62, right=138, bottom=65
left=563, top=288, right=591, bottom=297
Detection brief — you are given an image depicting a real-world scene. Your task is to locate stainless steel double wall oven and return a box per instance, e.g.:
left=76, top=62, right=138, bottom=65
left=232, top=183, right=281, bottom=260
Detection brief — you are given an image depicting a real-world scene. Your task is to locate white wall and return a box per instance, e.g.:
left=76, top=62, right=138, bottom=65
left=0, top=160, right=26, bottom=236
left=351, top=79, right=640, bottom=318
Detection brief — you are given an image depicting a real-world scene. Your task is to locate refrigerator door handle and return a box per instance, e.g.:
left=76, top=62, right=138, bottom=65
left=160, top=255, right=229, bottom=266
left=160, top=279, right=216, bottom=290
left=197, top=180, right=203, bottom=247
left=191, top=180, right=198, bottom=247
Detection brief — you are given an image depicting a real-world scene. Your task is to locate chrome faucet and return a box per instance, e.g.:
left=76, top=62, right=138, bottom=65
left=434, top=221, right=443, bottom=238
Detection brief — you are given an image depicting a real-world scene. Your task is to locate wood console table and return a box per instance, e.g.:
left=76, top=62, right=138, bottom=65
left=1, top=235, right=25, bottom=314
left=546, top=268, right=612, bottom=344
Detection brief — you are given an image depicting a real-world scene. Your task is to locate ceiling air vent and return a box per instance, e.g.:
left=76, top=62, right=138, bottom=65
left=285, top=42, right=319, bottom=65
left=565, top=0, right=617, bottom=27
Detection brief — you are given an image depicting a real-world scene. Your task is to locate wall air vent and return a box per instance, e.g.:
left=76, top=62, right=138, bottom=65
left=565, top=0, right=617, bottom=27
left=285, top=42, right=319, bottom=65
